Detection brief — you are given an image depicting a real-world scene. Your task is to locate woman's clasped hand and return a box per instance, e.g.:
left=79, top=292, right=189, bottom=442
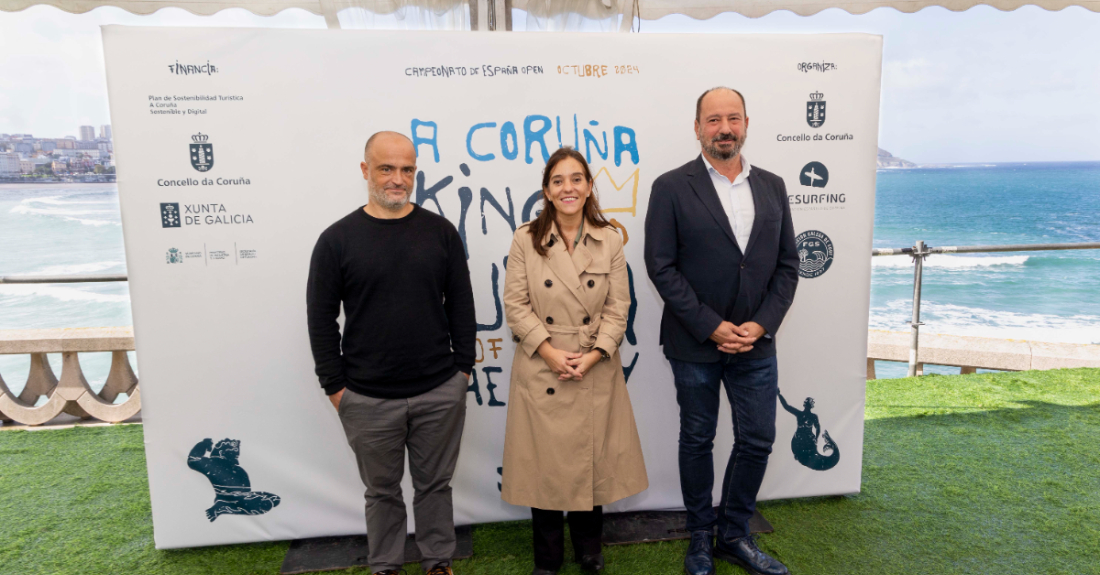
left=536, top=341, right=602, bottom=380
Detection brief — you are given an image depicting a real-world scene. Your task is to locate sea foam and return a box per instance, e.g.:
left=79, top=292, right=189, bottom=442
left=27, top=261, right=126, bottom=275
left=870, top=300, right=1100, bottom=345
left=872, top=254, right=1029, bottom=270
left=10, top=203, right=120, bottom=226
left=0, top=284, right=130, bottom=304
left=21, top=195, right=113, bottom=206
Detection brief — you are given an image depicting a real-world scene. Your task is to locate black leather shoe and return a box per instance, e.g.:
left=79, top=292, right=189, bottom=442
left=578, top=553, right=604, bottom=573
left=714, top=535, right=789, bottom=575
left=531, top=568, right=556, bottom=575
left=683, top=530, right=715, bottom=575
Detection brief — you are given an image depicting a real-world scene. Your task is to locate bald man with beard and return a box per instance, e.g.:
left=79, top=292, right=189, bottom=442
left=307, top=131, right=476, bottom=575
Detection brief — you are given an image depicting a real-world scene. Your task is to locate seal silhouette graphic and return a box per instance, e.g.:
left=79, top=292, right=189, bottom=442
left=778, top=393, right=840, bottom=471
left=187, top=438, right=281, bottom=521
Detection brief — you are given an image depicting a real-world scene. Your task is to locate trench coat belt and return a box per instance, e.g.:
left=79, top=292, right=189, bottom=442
left=543, top=317, right=603, bottom=349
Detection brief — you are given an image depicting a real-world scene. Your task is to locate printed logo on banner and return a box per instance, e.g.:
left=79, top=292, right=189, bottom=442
left=161, top=203, right=181, bottom=228
left=190, top=133, right=214, bottom=172
left=806, top=92, right=826, bottom=128
left=799, top=162, right=829, bottom=188
left=779, top=393, right=840, bottom=471
left=188, top=438, right=281, bottom=522
left=166, top=248, right=183, bottom=264
left=796, top=230, right=834, bottom=278
left=168, top=60, right=218, bottom=75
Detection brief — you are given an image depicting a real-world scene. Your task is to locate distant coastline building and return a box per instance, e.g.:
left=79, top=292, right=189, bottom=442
left=0, top=152, right=22, bottom=174
left=0, top=128, right=115, bottom=178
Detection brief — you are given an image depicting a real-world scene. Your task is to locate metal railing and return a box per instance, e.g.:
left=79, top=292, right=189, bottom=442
left=872, top=241, right=1100, bottom=377
left=0, top=273, right=128, bottom=284
left=4, top=240, right=1100, bottom=381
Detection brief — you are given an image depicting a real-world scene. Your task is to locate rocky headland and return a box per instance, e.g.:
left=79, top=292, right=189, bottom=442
left=878, top=148, right=918, bottom=169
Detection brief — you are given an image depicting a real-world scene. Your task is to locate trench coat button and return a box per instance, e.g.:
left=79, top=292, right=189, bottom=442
left=547, top=387, right=555, bottom=395
left=513, top=335, right=521, bottom=343
left=545, top=279, right=553, bottom=288
left=546, top=316, right=554, bottom=324
left=587, top=279, right=595, bottom=288
left=583, top=316, right=591, bottom=325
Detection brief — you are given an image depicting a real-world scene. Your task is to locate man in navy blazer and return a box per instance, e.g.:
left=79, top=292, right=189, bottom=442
left=644, top=88, right=799, bottom=575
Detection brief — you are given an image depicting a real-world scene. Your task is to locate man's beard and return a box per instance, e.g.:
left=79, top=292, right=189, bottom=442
left=702, top=131, right=747, bottom=161
left=369, top=181, right=410, bottom=211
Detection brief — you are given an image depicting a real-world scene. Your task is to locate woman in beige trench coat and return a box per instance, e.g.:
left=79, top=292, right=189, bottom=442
left=501, top=147, right=648, bottom=575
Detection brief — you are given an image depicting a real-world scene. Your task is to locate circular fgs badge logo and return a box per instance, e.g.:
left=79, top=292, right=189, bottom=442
left=796, top=230, right=834, bottom=278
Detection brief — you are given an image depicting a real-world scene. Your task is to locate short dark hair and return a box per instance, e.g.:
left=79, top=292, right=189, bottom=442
left=363, top=131, right=413, bottom=159
left=695, top=87, right=747, bottom=122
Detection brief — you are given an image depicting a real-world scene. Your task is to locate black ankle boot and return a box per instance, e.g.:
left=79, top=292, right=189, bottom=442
left=577, top=553, right=604, bottom=573
left=683, top=530, right=715, bottom=575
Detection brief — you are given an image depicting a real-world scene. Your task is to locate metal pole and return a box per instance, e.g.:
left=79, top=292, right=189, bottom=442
left=0, top=273, right=128, bottom=284
left=907, top=240, right=926, bottom=377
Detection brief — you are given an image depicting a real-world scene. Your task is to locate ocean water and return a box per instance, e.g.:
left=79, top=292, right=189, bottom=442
left=1, top=162, right=1098, bottom=388
left=871, top=162, right=1100, bottom=376
left=0, top=185, right=132, bottom=396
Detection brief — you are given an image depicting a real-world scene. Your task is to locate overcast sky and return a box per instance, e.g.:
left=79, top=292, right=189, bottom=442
left=1, top=4, right=1098, bottom=163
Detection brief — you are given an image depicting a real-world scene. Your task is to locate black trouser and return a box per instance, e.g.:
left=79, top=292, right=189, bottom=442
left=531, top=506, right=603, bottom=571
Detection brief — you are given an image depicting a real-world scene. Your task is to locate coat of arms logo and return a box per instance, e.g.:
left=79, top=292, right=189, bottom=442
left=806, top=91, right=826, bottom=128
left=190, top=132, right=214, bottom=172
left=166, top=248, right=183, bottom=264
left=161, top=203, right=181, bottom=228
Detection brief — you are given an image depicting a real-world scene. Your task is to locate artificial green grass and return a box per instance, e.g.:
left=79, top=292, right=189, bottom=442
left=2, top=368, right=1099, bottom=575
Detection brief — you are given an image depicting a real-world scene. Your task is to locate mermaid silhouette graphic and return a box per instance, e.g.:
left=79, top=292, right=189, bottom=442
left=778, top=393, right=840, bottom=471
left=187, top=438, right=281, bottom=522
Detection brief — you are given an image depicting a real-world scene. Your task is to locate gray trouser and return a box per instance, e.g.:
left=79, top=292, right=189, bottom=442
left=337, top=370, right=468, bottom=572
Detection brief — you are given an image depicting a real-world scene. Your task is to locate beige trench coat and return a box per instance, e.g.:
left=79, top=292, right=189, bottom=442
left=500, top=221, right=648, bottom=511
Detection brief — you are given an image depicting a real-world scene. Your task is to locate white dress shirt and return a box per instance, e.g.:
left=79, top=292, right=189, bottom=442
left=701, top=154, right=754, bottom=253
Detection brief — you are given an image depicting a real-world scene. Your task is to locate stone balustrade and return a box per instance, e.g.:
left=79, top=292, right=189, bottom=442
left=2, top=327, right=1098, bottom=425
left=866, top=330, right=1100, bottom=379
left=0, top=327, right=140, bottom=426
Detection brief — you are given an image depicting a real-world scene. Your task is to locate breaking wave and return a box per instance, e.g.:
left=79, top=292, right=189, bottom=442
left=869, top=300, right=1100, bottom=345
left=0, top=284, right=130, bottom=304
left=872, top=254, right=1030, bottom=270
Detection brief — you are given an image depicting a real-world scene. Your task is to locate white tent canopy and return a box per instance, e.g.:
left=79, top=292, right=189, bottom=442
left=2, top=0, right=1096, bottom=21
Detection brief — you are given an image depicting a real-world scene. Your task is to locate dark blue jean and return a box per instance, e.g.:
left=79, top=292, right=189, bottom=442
left=670, top=354, right=778, bottom=541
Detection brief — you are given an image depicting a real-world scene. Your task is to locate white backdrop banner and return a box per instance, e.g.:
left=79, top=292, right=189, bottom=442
left=102, top=27, right=882, bottom=549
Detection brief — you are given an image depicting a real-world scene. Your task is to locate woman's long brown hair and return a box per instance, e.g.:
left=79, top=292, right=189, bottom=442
left=528, top=147, right=611, bottom=257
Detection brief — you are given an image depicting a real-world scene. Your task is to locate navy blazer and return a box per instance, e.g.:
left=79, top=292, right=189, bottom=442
left=644, top=156, right=799, bottom=362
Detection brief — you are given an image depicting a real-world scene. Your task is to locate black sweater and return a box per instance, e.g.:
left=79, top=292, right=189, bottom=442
left=306, top=205, right=476, bottom=398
